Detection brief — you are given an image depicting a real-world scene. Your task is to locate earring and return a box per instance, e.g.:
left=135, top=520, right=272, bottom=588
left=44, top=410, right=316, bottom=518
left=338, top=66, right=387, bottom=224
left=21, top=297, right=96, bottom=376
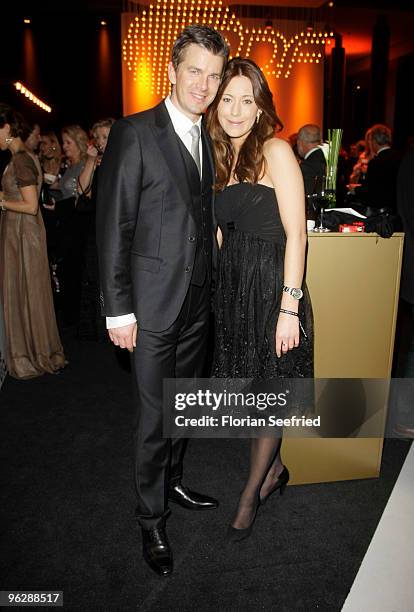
left=256, top=113, right=261, bottom=124
left=5, top=137, right=14, bottom=145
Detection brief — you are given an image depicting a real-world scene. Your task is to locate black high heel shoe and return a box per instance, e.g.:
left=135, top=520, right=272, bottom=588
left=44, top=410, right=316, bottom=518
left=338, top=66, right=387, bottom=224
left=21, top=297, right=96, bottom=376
left=259, top=466, right=290, bottom=506
left=226, top=495, right=260, bottom=543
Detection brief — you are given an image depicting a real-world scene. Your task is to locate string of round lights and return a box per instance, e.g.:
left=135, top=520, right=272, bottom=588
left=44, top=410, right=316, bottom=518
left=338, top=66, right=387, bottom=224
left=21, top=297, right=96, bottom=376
left=122, top=1, right=333, bottom=94
left=14, top=82, right=52, bottom=113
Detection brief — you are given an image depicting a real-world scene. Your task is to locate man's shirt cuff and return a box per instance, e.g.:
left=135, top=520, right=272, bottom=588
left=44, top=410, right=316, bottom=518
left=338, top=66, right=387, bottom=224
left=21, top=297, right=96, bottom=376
left=106, top=313, right=137, bottom=329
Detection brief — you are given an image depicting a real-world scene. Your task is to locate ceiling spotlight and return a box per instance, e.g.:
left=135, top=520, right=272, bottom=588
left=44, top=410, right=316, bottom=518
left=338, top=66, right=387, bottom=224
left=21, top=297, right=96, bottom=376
left=23, top=18, right=31, bottom=24
left=100, top=20, right=107, bottom=26
left=328, top=1, right=334, bottom=6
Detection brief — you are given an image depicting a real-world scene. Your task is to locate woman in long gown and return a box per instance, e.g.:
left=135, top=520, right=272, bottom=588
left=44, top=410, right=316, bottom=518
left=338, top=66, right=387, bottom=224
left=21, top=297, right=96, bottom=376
left=207, top=59, right=313, bottom=540
left=0, top=104, right=66, bottom=379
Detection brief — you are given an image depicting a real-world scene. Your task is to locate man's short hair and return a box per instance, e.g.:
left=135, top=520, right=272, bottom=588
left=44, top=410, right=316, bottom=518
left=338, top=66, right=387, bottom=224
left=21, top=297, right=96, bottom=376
left=172, top=24, right=229, bottom=70
left=370, top=124, right=392, bottom=147
left=297, top=124, right=321, bottom=144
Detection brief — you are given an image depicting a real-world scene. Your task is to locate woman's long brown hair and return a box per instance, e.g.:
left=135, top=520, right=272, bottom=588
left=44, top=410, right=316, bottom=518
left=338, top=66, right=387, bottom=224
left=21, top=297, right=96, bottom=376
left=206, top=57, right=283, bottom=191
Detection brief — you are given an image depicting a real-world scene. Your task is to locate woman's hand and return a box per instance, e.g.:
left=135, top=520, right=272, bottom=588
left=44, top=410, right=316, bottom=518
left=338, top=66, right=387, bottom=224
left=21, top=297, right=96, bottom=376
left=86, top=144, right=99, bottom=158
left=43, top=197, right=56, bottom=211
left=275, top=312, right=300, bottom=358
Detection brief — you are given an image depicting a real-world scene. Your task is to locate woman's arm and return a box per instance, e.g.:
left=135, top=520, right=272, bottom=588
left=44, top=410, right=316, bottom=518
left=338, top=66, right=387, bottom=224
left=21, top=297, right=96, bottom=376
left=78, top=145, right=98, bottom=197
left=1, top=184, right=39, bottom=215
left=264, top=138, right=307, bottom=357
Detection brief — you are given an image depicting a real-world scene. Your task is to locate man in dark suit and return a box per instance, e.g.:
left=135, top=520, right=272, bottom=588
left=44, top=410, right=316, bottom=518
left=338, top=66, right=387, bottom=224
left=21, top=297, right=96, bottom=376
left=362, top=124, right=401, bottom=211
left=297, top=124, right=326, bottom=196
left=96, top=25, right=229, bottom=576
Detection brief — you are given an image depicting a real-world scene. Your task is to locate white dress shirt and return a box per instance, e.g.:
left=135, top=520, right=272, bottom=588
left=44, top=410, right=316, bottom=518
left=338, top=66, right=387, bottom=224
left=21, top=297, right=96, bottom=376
left=106, top=97, right=203, bottom=329
left=164, top=95, right=203, bottom=174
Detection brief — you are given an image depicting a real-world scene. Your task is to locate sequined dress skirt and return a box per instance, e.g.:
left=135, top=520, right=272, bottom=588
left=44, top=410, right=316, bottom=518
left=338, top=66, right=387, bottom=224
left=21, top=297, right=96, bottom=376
left=212, top=229, right=314, bottom=380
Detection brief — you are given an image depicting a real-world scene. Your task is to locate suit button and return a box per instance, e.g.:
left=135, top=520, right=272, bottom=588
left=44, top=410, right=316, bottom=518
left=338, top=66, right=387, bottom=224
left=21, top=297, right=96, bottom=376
left=188, top=236, right=196, bottom=242
left=185, top=266, right=191, bottom=273
left=203, top=206, right=207, bottom=212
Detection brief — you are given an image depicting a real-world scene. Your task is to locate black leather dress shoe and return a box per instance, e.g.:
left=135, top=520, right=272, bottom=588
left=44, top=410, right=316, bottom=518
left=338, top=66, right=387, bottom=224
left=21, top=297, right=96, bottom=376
left=142, top=526, right=173, bottom=576
left=168, top=484, right=218, bottom=510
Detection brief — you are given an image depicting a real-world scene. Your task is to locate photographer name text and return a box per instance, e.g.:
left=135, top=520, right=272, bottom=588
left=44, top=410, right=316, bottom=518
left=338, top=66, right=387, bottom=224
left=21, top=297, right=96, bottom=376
left=174, top=415, right=320, bottom=428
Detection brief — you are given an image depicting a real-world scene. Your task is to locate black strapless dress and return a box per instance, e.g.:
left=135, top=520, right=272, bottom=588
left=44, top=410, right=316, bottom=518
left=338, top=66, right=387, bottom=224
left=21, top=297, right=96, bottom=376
left=212, top=183, right=314, bottom=380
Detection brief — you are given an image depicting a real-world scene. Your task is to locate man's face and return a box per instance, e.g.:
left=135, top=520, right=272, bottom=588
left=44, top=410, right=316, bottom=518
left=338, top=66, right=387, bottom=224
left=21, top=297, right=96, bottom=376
left=26, top=125, right=41, bottom=152
left=168, top=43, right=225, bottom=122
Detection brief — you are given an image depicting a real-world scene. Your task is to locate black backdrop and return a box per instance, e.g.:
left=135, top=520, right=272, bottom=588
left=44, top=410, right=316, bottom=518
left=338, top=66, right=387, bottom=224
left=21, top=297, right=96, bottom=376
left=0, top=11, right=122, bottom=133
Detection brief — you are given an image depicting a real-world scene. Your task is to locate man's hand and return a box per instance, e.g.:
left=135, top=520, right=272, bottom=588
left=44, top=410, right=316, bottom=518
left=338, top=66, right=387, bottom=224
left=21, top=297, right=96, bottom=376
left=108, top=323, right=137, bottom=352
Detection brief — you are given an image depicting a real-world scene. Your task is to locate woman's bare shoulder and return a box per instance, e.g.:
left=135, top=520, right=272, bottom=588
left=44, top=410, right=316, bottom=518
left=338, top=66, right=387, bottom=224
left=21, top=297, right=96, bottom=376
left=264, top=137, right=293, bottom=157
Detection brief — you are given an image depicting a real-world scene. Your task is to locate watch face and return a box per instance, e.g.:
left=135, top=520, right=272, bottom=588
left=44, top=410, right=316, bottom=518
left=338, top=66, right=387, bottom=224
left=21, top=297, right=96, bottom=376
left=291, top=288, right=303, bottom=300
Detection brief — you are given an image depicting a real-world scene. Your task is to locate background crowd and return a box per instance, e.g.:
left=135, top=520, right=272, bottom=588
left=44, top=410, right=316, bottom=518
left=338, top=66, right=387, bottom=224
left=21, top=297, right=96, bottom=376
left=0, top=103, right=413, bottom=385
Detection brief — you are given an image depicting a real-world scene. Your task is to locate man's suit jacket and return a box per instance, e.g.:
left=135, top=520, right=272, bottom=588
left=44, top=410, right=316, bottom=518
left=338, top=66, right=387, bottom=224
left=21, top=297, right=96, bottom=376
left=364, top=147, right=401, bottom=211
left=96, top=101, right=216, bottom=332
left=299, top=148, right=326, bottom=196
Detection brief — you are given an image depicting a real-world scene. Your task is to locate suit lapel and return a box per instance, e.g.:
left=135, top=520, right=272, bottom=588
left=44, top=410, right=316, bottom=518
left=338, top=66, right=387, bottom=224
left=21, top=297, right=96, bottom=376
left=201, top=123, right=215, bottom=185
left=151, top=102, right=192, bottom=206
left=201, top=123, right=217, bottom=226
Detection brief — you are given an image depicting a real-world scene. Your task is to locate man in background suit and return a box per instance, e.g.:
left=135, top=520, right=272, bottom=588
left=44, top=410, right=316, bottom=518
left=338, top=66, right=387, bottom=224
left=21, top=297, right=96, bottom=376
left=363, top=124, right=401, bottom=211
left=297, top=124, right=326, bottom=196
left=96, top=25, right=229, bottom=576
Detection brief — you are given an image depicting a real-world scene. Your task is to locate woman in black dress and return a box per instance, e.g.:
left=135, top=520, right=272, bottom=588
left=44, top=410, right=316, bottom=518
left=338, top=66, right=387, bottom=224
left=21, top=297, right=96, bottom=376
left=77, top=118, right=115, bottom=341
left=207, top=58, right=313, bottom=540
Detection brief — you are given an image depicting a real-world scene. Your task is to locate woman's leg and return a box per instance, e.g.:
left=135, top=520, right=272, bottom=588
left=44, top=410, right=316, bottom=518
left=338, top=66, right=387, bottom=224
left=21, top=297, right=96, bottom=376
left=232, top=436, right=283, bottom=529
left=259, top=442, right=285, bottom=500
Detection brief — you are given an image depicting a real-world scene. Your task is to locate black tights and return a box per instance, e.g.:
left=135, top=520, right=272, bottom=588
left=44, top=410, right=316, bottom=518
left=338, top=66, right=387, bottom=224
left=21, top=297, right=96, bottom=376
left=232, top=437, right=284, bottom=530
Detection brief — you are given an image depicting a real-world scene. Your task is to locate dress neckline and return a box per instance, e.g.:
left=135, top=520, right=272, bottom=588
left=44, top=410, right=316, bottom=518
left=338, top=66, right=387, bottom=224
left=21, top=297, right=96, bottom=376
left=225, top=182, right=274, bottom=191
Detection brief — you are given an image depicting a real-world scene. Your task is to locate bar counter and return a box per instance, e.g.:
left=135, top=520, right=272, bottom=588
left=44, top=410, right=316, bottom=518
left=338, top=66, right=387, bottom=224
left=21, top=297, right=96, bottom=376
left=284, top=232, right=404, bottom=484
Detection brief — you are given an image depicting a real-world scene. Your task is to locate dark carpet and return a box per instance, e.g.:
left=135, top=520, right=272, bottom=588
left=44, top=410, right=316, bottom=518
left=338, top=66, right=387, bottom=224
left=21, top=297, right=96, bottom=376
left=0, top=329, right=411, bottom=611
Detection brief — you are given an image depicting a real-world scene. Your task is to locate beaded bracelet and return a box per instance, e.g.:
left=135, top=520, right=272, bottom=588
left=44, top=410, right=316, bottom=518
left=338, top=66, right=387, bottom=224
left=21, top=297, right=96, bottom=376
left=280, top=308, right=298, bottom=317
left=279, top=308, right=308, bottom=339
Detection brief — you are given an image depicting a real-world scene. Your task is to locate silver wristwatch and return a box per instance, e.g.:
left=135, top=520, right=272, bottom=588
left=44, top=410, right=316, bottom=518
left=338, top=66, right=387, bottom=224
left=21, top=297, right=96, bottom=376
left=282, top=285, right=303, bottom=300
